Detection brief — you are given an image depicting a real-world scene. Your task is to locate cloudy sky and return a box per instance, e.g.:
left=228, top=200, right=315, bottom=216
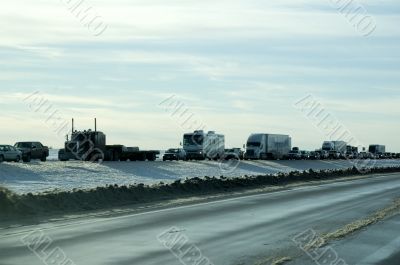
left=1, top=0, right=399, bottom=151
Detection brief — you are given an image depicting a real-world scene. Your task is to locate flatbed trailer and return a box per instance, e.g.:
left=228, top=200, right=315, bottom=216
left=105, top=145, right=159, bottom=161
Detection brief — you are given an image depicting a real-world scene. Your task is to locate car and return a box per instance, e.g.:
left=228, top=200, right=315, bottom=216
left=383, top=152, right=392, bottom=159
left=315, top=150, right=329, bottom=160
left=368, top=152, right=375, bottom=159
left=224, top=148, right=244, bottom=160
left=358, top=152, right=367, bottom=159
left=370, top=153, right=379, bottom=159
left=344, top=152, right=354, bottom=159
left=286, top=150, right=302, bottom=160
left=0, top=145, right=22, bottom=163
left=396, top=153, right=400, bottom=159
left=300, top=151, right=310, bottom=160
left=14, top=141, right=49, bottom=162
left=309, top=151, right=321, bottom=160
left=328, top=150, right=340, bottom=159
left=163, top=148, right=187, bottom=161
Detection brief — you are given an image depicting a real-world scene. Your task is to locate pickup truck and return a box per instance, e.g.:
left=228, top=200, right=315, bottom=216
left=285, top=150, right=302, bottom=160
left=224, top=148, right=244, bottom=160
left=14, top=142, right=49, bottom=162
left=163, top=148, right=187, bottom=161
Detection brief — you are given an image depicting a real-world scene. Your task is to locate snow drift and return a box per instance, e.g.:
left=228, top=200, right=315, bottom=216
left=2, top=166, right=400, bottom=220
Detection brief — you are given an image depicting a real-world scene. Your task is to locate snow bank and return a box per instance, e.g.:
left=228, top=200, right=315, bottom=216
left=2, top=166, right=400, bottom=220
left=2, top=159, right=400, bottom=194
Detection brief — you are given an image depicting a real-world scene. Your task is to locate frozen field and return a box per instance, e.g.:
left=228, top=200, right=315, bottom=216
left=1, top=152, right=400, bottom=194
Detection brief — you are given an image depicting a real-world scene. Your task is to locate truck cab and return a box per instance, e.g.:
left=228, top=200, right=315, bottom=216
left=322, top=141, right=347, bottom=157
left=322, top=141, right=335, bottom=151
left=59, top=130, right=105, bottom=161
left=244, top=134, right=265, bottom=160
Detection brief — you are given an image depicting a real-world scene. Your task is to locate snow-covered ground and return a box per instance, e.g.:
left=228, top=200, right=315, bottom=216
left=1, top=150, right=399, bottom=194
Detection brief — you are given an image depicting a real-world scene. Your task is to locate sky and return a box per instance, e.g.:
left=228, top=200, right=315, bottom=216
left=0, top=0, right=399, bottom=151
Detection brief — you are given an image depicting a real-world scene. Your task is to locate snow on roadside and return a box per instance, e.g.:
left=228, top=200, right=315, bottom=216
left=1, top=159, right=400, bottom=194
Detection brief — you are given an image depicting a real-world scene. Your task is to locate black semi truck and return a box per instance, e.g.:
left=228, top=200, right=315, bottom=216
left=58, top=119, right=159, bottom=162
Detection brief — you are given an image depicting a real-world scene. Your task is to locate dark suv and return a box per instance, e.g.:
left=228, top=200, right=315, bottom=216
left=14, top=142, right=49, bottom=162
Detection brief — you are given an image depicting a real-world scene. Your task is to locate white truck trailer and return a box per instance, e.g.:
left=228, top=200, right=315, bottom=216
left=322, top=141, right=347, bottom=153
left=183, top=130, right=225, bottom=160
left=244, top=133, right=291, bottom=160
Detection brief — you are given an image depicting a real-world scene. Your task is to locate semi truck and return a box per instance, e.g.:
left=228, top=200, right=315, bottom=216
left=369, top=144, right=386, bottom=155
left=322, top=141, right=347, bottom=153
left=244, top=133, right=291, bottom=160
left=182, top=130, right=225, bottom=160
left=58, top=119, right=159, bottom=162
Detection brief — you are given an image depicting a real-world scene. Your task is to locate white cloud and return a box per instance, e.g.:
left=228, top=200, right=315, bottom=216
left=0, top=0, right=399, bottom=152
left=1, top=0, right=399, bottom=46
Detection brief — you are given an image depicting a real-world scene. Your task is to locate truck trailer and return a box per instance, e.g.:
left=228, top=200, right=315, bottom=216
left=58, top=119, right=159, bottom=162
left=369, top=144, right=386, bottom=154
left=244, top=133, right=291, bottom=160
left=183, top=130, right=225, bottom=160
left=322, top=141, right=347, bottom=154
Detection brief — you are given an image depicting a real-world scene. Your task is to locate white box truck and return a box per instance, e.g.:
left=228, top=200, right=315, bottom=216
left=244, top=133, right=291, bottom=160
left=183, top=130, right=225, bottom=160
left=369, top=145, right=385, bottom=154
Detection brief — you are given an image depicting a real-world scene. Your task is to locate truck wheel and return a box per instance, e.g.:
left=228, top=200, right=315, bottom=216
left=89, top=152, right=104, bottom=162
left=41, top=154, right=47, bottom=162
left=0, top=155, right=4, bottom=163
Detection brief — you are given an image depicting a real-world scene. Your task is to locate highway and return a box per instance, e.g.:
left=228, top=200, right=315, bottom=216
left=1, top=173, right=400, bottom=265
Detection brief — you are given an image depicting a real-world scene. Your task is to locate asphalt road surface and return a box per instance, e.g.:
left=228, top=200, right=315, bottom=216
left=1, top=173, right=400, bottom=265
